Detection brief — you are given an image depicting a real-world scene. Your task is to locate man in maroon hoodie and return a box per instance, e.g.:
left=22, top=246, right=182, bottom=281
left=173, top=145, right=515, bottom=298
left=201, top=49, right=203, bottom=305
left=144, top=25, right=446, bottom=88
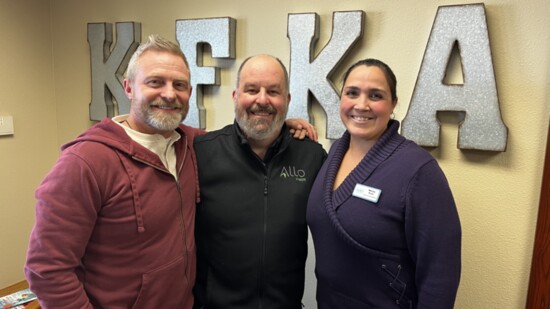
left=25, top=34, right=202, bottom=309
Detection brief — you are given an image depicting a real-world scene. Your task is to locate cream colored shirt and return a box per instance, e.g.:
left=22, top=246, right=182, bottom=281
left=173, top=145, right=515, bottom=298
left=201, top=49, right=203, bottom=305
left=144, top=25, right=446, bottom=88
left=112, top=115, right=180, bottom=179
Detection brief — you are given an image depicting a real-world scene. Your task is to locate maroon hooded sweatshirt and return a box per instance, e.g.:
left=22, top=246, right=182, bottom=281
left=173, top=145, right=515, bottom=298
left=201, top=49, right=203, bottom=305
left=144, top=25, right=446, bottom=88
left=25, top=118, right=203, bottom=308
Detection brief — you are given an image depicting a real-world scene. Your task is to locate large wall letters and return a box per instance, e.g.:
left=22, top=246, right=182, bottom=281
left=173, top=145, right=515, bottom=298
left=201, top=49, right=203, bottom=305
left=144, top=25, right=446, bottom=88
left=87, top=3, right=508, bottom=151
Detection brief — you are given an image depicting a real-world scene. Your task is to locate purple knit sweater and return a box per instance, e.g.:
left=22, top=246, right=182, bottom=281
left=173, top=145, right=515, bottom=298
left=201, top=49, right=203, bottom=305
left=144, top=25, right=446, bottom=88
left=307, top=120, right=461, bottom=309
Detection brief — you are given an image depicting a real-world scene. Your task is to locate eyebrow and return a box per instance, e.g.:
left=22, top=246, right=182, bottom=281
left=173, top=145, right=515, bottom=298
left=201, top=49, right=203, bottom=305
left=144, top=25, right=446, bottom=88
left=344, top=85, right=386, bottom=92
left=145, top=75, right=189, bottom=83
left=242, top=82, right=257, bottom=88
left=242, top=82, right=283, bottom=90
left=175, top=79, right=190, bottom=86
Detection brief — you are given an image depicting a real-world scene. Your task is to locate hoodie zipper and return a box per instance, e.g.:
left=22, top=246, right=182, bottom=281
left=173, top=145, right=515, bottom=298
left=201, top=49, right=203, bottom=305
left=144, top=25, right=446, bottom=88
left=130, top=136, right=191, bottom=283
left=176, top=136, right=190, bottom=284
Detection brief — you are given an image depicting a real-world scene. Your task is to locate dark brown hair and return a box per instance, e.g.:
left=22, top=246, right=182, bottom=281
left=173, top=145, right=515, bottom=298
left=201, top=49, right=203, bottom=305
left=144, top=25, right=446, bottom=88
left=342, top=58, right=397, bottom=101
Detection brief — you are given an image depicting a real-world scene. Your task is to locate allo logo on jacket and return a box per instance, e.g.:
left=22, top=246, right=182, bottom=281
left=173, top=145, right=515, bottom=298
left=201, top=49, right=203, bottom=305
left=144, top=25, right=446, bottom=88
left=280, top=166, right=306, bottom=182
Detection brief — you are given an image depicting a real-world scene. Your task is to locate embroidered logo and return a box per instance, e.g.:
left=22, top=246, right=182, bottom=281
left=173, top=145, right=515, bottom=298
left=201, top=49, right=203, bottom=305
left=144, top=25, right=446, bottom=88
left=280, top=166, right=306, bottom=182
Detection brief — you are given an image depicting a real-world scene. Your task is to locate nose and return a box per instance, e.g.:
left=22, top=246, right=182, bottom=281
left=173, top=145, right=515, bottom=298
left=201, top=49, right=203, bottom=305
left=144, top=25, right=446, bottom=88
left=355, top=95, right=371, bottom=111
left=161, top=85, right=177, bottom=102
left=256, top=88, right=269, bottom=105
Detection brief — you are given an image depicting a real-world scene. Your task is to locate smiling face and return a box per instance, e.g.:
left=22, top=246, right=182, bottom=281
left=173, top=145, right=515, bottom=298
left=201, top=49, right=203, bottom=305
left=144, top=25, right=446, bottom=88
left=339, top=64, right=397, bottom=145
left=233, top=55, right=290, bottom=142
left=123, top=50, right=192, bottom=137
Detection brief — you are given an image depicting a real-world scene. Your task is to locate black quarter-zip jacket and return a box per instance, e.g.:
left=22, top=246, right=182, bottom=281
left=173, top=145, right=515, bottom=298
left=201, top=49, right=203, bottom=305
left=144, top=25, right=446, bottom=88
left=193, top=122, right=326, bottom=309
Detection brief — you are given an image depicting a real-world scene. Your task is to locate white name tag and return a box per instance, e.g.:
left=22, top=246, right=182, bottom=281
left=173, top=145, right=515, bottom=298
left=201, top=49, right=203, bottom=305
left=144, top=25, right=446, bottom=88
left=352, top=184, right=381, bottom=203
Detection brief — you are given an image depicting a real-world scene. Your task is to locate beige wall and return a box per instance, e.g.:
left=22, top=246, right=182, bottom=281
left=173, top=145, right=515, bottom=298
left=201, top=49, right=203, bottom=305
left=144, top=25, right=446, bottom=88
left=1, top=0, right=548, bottom=307
left=0, top=0, right=58, bottom=290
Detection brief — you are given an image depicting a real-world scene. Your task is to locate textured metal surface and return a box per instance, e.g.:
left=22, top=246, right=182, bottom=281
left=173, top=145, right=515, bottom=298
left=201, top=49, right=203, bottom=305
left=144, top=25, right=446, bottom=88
left=176, top=17, right=236, bottom=129
left=88, top=22, right=141, bottom=120
left=287, top=11, right=364, bottom=139
left=401, top=4, right=507, bottom=151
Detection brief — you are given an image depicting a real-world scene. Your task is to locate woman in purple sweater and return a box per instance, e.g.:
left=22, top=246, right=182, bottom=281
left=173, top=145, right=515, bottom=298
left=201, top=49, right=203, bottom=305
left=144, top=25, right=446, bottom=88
left=307, top=59, right=461, bottom=308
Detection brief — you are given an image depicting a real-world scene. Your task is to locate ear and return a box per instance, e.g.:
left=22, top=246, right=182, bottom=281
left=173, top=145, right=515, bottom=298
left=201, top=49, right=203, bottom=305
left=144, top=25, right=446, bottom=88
left=123, top=79, right=133, bottom=100
left=232, top=89, right=238, bottom=106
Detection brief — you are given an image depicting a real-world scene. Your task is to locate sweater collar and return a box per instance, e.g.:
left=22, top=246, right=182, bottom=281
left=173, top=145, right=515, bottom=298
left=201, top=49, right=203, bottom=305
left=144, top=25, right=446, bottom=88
left=320, top=120, right=407, bottom=259
left=329, top=119, right=406, bottom=208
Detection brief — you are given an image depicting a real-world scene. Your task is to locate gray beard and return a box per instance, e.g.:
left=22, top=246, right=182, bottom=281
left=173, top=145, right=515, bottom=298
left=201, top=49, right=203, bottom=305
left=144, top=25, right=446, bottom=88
left=237, top=116, right=284, bottom=141
left=146, top=110, right=184, bottom=131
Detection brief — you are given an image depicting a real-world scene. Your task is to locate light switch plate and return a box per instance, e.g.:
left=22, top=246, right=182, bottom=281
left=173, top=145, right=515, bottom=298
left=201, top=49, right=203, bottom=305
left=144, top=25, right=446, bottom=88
left=0, top=116, right=14, bottom=135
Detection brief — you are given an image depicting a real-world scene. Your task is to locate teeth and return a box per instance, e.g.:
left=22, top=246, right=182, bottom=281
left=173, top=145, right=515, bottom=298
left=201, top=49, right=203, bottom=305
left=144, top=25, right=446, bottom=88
left=352, top=116, right=370, bottom=121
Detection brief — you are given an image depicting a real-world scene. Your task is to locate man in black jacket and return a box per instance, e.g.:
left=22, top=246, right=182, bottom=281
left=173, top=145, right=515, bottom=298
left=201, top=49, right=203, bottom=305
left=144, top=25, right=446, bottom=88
left=193, top=54, right=326, bottom=309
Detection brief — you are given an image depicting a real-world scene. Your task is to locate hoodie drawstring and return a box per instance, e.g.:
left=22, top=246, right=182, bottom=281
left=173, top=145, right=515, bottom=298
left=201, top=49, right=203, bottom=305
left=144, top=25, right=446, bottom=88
left=116, top=151, right=146, bottom=233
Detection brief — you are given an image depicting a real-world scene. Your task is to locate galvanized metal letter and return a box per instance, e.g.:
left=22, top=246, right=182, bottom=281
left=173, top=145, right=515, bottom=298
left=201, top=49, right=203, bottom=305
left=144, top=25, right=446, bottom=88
left=87, top=22, right=141, bottom=120
left=401, top=4, right=508, bottom=151
left=176, top=18, right=236, bottom=129
left=287, top=11, right=364, bottom=139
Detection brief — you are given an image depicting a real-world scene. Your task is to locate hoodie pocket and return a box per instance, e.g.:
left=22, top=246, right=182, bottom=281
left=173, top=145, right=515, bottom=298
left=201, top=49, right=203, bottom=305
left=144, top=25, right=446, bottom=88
left=132, top=256, right=189, bottom=309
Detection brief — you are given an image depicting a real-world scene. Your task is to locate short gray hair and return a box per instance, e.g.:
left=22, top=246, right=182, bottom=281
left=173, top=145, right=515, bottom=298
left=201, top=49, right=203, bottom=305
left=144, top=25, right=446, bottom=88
left=125, top=34, right=190, bottom=82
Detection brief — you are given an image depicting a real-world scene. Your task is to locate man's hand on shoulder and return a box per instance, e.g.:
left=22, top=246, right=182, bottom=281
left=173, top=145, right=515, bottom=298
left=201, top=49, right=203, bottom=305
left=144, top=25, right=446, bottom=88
left=286, top=118, right=318, bottom=142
